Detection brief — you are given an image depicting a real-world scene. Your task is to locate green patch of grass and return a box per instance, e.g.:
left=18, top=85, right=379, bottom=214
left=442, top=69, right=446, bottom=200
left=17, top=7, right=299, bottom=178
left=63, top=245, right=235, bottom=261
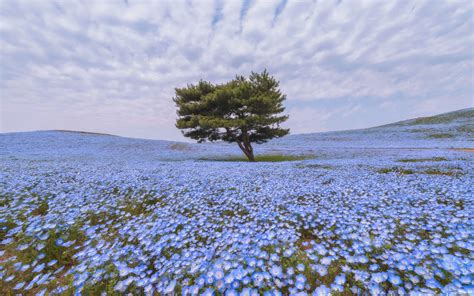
left=168, top=142, right=193, bottom=151
left=222, top=206, right=249, bottom=217
left=397, top=157, right=448, bottom=163
left=0, top=217, right=17, bottom=241
left=31, top=200, right=49, bottom=216
left=0, top=193, right=13, bottom=207
left=377, top=166, right=463, bottom=177
left=200, top=154, right=314, bottom=162
left=377, top=167, right=414, bottom=175
left=423, top=169, right=463, bottom=176
left=296, top=164, right=333, bottom=169
left=436, top=197, right=465, bottom=209
left=456, top=124, right=474, bottom=133
left=1, top=220, right=87, bottom=295
left=85, top=210, right=119, bottom=226
left=81, top=263, right=121, bottom=295
left=449, top=245, right=471, bottom=256
left=406, top=109, right=474, bottom=125
left=427, top=133, right=453, bottom=139
left=115, top=188, right=166, bottom=217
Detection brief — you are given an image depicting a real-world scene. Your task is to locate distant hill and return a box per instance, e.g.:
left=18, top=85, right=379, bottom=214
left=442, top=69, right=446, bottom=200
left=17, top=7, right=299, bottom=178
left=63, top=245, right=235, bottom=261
left=376, top=108, right=473, bottom=129
left=268, top=108, right=473, bottom=149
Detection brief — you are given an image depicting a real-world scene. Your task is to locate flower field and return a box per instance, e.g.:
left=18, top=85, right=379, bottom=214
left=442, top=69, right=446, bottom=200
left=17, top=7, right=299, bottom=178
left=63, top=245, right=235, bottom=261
left=1, top=116, right=473, bottom=295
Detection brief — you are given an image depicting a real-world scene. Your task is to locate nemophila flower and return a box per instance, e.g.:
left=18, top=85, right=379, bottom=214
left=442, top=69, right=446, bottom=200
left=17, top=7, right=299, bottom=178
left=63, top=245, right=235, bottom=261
left=38, top=232, right=50, bottom=240
left=1, top=238, right=14, bottom=244
left=368, top=283, right=383, bottom=295
left=371, top=272, right=388, bottom=283
left=414, top=266, right=428, bottom=277
left=252, top=273, right=265, bottom=287
left=240, top=288, right=258, bottom=296
left=247, top=258, right=257, bottom=267
left=357, top=255, right=368, bottom=264
left=283, top=249, right=294, bottom=257
left=13, top=281, right=25, bottom=290
left=270, top=265, right=283, bottom=277
left=270, top=253, right=279, bottom=261
left=55, top=238, right=64, bottom=246
left=330, top=283, right=344, bottom=293
left=296, top=274, right=306, bottom=284
left=313, top=265, right=327, bottom=277
left=369, top=264, right=379, bottom=271
left=32, top=263, right=45, bottom=273
left=224, top=273, right=234, bottom=284
left=388, top=273, right=402, bottom=286
left=201, top=288, right=214, bottom=296
left=426, top=278, right=441, bottom=290
left=225, top=289, right=238, bottom=296
left=17, top=243, right=29, bottom=251
left=409, top=275, right=420, bottom=284
left=341, top=265, right=351, bottom=273
left=164, top=280, right=176, bottom=294
left=214, top=268, right=225, bottom=280
left=460, top=275, right=472, bottom=285
left=334, top=274, right=346, bottom=285
left=313, top=285, right=331, bottom=296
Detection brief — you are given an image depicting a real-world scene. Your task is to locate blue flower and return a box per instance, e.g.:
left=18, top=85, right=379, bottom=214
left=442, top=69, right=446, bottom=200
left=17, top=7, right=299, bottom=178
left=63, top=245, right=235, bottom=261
left=313, top=285, right=330, bottom=296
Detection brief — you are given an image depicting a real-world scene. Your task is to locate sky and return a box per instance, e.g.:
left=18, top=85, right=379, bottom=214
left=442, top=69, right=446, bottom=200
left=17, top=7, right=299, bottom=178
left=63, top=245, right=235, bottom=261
left=1, top=0, right=473, bottom=141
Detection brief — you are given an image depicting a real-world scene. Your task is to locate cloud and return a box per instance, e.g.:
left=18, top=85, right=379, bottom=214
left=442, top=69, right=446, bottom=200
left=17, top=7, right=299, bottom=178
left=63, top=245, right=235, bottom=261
left=1, top=0, right=473, bottom=139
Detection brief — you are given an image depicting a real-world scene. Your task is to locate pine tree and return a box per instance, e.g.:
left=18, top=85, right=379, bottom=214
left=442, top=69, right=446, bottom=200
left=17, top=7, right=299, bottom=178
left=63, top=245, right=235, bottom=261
left=173, top=70, right=289, bottom=161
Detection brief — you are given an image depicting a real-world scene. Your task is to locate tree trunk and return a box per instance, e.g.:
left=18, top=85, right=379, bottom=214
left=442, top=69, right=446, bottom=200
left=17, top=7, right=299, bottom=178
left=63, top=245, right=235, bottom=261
left=246, top=147, right=255, bottom=162
left=237, top=140, right=255, bottom=162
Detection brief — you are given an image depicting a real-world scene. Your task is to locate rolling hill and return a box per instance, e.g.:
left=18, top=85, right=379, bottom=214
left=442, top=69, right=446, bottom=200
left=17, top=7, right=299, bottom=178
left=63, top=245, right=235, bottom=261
left=0, top=108, right=472, bottom=164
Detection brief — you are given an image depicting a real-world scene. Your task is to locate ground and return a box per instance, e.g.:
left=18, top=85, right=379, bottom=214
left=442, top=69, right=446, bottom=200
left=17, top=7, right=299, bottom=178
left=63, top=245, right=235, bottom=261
left=0, top=109, right=473, bottom=295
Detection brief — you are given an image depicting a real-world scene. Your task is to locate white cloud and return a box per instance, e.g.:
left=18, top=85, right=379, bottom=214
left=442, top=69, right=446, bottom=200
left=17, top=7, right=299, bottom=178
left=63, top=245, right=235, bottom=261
left=0, top=0, right=472, bottom=140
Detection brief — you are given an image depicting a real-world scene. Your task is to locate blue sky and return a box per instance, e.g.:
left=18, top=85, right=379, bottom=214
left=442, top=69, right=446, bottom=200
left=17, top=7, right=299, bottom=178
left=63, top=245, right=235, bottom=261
left=1, top=0, right=473, bottom=141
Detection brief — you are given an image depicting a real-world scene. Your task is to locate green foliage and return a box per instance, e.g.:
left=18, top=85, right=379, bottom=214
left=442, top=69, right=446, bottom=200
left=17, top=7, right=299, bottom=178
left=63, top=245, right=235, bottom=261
left=173, top=70, right=289, bottom=161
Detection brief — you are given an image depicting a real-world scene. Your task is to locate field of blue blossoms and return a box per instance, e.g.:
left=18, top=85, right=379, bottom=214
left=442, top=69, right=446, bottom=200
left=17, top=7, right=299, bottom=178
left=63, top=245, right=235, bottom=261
left=1, top=111, right=473, bottom=296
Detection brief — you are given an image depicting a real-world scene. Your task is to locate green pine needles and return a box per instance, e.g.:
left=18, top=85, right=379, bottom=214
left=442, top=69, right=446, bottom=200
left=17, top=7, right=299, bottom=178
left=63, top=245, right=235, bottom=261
left=173, top=70, right=289, bottom=161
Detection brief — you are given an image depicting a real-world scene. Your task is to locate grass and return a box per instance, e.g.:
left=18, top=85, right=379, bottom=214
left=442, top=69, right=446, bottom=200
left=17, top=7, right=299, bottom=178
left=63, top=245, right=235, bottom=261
left=397, top=157, right=448, bottom=163
left=423, top=169, right=463, bottom=176
left=427, top=133, right=453, bottom=139
left=296, top=164, right=333, bottom=169
left=378, top=166, right=463, bottom=176
left=53, top=130, right=114, bottom=136
left=409, top=109, right=473, bottom=125
left=456, top=124, right=474, bottom=133
left=199, top=154, right=314, bottom=162
left=377, top=167, right=414, bottom=175
left=168, top=143, right=193, bottom=151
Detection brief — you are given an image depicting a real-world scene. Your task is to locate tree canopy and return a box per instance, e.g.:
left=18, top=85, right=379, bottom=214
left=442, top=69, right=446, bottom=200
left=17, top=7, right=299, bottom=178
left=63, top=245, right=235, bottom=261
left=173, top=70, right=289, bottom=161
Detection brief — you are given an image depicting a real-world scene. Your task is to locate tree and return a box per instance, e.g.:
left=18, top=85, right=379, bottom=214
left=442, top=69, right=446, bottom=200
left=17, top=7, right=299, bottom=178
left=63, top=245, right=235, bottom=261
left=173, top=70, right=289, bottom=161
